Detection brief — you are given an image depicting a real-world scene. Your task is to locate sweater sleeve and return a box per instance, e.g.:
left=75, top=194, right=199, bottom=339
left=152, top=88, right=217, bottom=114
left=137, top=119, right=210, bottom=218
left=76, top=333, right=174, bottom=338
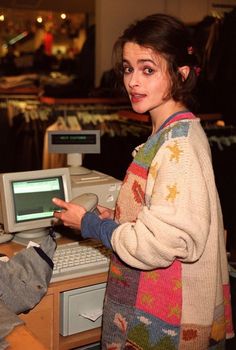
left=111, top=132, right=214, bottom=270
left=81, top=212, right=119, bottom=249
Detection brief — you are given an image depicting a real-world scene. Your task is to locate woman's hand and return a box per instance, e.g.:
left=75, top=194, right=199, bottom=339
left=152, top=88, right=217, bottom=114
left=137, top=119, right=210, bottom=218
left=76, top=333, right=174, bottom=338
left=52, top=197, right=86, bottom=230
left=97, top=205, right=115, bottom=220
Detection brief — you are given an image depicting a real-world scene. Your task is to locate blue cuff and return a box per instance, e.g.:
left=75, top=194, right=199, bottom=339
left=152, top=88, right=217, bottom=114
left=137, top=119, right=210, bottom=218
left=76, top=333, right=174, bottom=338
left=81, top=212, right=119, bottom=249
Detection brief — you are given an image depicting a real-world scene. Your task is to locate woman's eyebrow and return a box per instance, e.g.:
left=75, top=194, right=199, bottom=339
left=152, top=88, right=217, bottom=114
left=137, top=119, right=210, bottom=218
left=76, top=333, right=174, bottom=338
left=138, top=58, right=156, bottom=64
left=122, top=58, right=156, bottom=65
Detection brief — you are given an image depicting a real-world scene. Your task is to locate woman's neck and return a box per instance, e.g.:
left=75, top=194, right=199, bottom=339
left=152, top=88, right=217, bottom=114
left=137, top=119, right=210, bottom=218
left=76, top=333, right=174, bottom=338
left=150, top=101, right=187, bottom=135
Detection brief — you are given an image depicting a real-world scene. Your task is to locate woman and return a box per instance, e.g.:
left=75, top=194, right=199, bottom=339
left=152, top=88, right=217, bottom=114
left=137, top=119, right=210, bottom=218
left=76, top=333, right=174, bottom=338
left=53, top=13, right=234, bottom=349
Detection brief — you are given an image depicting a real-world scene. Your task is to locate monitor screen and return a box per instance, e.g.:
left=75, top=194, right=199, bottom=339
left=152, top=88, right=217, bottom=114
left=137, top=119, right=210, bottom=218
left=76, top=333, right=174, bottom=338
left=0, top=167, right=72, bottom=244
left=12, top=176, right=65, bottom=223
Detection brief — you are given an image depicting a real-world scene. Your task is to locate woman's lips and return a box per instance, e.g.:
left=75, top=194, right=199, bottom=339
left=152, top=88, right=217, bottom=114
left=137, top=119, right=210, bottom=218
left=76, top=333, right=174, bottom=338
left=130, top=93, right=146, bottom=103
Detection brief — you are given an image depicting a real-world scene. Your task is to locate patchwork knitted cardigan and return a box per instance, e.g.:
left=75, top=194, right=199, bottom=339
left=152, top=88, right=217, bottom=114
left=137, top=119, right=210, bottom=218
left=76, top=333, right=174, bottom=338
left=81, top=111, right=234, bottom=349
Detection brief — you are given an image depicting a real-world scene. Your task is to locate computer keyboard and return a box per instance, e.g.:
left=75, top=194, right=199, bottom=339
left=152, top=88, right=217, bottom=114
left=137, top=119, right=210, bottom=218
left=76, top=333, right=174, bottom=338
left=51, top=241, right=111, bottom=283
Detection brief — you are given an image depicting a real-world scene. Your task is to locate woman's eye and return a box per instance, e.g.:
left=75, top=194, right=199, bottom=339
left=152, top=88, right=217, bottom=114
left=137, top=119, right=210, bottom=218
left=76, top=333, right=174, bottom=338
left=123, top=66, right=132, bottom=74
left=144, top=67, right=154, bottom=75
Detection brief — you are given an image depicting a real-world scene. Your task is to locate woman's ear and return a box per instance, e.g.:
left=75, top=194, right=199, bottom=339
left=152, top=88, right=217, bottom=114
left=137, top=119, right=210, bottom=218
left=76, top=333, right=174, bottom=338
left=178, top=66, right=190, bottom=81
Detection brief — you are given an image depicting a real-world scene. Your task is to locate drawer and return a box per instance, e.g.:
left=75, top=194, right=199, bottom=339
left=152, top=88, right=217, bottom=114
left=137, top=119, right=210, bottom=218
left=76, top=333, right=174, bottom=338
left=60, top=283, right=106, bottom=336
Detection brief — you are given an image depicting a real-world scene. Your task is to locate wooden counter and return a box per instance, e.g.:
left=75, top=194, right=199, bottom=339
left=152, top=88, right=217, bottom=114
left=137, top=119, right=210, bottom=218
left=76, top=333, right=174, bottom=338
left=0, top=238, right=107, bottom=350
left=6, top=324, right=49, bottom=350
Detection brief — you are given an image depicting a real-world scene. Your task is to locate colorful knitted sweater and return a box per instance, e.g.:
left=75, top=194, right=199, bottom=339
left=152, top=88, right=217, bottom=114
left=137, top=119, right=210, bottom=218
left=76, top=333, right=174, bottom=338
left=82, top=111, right=234, bottom=349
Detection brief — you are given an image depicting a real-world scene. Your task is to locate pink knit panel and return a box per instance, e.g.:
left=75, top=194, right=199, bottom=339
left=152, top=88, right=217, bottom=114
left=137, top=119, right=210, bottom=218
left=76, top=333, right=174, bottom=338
left=223, top=284, right=234, bottom=337
left=136, top=260, right=182, bottom=326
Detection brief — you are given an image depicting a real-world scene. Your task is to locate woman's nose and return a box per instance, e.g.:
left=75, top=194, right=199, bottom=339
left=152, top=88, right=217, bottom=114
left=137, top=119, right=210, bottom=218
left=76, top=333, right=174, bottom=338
left=128, top=73, right=139, bottom=87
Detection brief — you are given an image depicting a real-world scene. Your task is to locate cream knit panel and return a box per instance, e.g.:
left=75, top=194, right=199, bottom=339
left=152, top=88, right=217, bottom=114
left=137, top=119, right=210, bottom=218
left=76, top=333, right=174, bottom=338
left=111, top=121, right=214, bottom=268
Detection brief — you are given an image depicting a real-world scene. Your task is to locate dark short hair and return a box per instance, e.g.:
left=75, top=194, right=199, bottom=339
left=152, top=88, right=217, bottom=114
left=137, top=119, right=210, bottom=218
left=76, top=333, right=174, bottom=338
left=112, top=13, right=199, bottom=110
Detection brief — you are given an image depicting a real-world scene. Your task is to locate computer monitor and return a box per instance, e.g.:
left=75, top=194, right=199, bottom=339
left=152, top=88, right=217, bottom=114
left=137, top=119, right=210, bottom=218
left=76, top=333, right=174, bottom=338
left=48, top=130, right=101, bottom=175
left=0, top=167, right=72, bottom=245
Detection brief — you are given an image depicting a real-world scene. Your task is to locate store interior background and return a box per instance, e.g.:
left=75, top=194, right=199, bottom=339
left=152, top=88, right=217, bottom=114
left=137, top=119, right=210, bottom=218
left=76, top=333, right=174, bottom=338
left=0, top=0, right=236, bottom=231
left=0, top=1, right=236, bottom=346
left=0, top=0, right=236, bottom=105
left=0, top=2, right=235, bottom=209
left=0, top=2, right=236, bottom=230
left=0, top=0, right=236, bottom=97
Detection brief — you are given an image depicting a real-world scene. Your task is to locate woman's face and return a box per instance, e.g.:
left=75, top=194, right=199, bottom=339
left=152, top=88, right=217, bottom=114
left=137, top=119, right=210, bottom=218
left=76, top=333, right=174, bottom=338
left=122, top=42, right=172, bottom=115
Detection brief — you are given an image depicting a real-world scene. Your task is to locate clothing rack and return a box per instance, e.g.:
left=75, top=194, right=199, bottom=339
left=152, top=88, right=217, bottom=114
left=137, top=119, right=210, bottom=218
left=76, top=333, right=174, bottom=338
left=212, top=3, right=236, bottom=9
left=0, top=94, right=38, bottom=101
left=39, top=96, right=130, bottom=106
left=118, top=110, right=223, bottom=123
left=0, top=96, right=132, bottom=126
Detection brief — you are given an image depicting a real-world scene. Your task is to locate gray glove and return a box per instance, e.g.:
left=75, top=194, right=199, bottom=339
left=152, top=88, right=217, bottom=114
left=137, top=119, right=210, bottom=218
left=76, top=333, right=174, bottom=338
left=0, top=234, right=56, bottom=314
